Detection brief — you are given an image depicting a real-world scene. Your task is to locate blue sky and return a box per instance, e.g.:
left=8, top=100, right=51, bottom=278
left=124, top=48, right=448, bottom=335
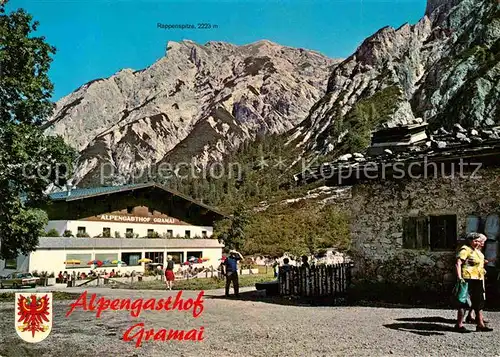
left=8, top=0, right=426, bottom=101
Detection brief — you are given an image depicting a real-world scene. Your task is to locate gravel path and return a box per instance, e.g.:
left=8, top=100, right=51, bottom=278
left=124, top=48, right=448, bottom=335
left=1, top=287, right=500, bottom=357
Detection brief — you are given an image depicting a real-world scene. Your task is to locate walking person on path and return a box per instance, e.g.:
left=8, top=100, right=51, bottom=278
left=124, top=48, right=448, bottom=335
left=223, top=250, right=243, bottom=297
left=464, top=235, right=495, bottom=324
left=164, top=255, right=175, bottom=290
left=455, top=232, right=493, bottom=332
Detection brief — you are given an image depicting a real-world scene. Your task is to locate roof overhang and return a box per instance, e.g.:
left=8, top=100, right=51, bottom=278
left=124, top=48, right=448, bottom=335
left=49, top=182, right=228, bottom=219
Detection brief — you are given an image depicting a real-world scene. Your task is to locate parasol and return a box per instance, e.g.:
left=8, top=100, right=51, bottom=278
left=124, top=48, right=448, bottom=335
left=138, top=258, right=152, bottom=263
left=64, top=259, right=81, bottom=264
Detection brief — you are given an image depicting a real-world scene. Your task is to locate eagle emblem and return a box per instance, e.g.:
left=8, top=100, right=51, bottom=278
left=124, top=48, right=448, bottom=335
left=15, top=293, right=52, bottom=343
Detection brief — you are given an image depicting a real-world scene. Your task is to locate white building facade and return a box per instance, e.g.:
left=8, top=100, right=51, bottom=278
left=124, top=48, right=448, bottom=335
left=1, top=237, right=223, bottom=276
left=0, top=183, right=226, bottom=276
left=45, top=220, right=212, bottom=239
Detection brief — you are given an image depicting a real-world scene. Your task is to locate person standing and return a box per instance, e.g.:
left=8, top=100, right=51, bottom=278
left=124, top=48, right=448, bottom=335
left=273, top=258, right=279, bottom=278
left=464, top=235, right=495, bottom=324
left=455, top=232, right=493, bottom=332
left=164, top=255, right=175, bottom=290
left=301, top=255, right=310, bottom=269
left=224, top=250, right=243, bottom=297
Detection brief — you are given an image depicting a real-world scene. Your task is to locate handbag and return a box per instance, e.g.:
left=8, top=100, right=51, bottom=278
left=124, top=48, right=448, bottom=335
left=451, top=280, right=471, bottom=307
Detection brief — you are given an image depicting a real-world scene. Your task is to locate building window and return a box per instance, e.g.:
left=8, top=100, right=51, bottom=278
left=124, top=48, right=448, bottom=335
left=167, top=230, right=173, bottom=238
left=145, top=252, right=164, bottom=264
left=202, top=230, right=207, bottom=238
left=95, top=253, right=119, bottom=267
left=147, top=229, right=159, bottom=238
left=103, top=227, right=111, bottom=237
left=5, top=259, right=17, bottom=270
left=127, top=206, right=133, bottom=214
left=167, top=252, right=184, bottom=264
left=187, top=251, right=203, bottom=259
left=126, top=228, right=134, bottom=238
left=429, top=215, right=457, bottom=250
left=121, top=252, right=141, bottom=266
left=185, top=230, right=191, bottom=238
left=65, top=254, right=92, bottom=268
left=403, top=214, right=457, bottom=250
left=77, top=226, right=86, bottom=234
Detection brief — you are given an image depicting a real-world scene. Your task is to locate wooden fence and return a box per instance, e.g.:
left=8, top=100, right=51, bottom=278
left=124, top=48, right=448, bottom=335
left=278, top=263, right=353, bottom=297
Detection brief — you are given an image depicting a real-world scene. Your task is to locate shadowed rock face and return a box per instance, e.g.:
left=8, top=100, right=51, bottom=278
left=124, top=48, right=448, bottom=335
left=289, top=0, right=499, bottom=158
left=45, top=40, right=340, bottom=186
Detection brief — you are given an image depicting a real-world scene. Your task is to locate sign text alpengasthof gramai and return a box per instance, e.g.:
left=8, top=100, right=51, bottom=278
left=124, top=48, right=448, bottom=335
left=98, top=214, right=177, bottom=224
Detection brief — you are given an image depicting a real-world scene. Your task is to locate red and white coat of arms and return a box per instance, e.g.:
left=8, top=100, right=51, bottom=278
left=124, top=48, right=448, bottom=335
left=15, top=293, right=52, bottom=343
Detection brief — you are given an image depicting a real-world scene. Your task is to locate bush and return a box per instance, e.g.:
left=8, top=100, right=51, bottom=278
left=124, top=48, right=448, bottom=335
left=76, top=232, right=90, bottom=237
left=45, top=228, right=60, bottom=237
left=63, top=230, right=74, bottom=237
left=114, top=231, right=121, bottom=238
left=241, top=202, right=350, bottom=257
left=125, top=232, right=134, bottom=238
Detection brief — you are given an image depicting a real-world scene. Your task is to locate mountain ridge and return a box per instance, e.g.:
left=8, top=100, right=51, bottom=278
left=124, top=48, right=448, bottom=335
left=44, top=39, right=340, bottom=186
left=45, top=0, right=499, bottom=189
left=288, top=0, right=499, bottom=159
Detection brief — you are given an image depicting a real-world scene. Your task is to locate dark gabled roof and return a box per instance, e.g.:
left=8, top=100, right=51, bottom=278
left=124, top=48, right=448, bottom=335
left=48, top=182, right=227, bottom=218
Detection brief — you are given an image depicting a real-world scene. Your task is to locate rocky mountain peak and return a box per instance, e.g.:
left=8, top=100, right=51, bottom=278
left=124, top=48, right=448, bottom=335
left=45, top=0, right=498, bottom=188
left=425, top=0, right=460, bottom=16
left=288, top=0, right=498, bottom=159
left=46, top=39, right=340, bottom=186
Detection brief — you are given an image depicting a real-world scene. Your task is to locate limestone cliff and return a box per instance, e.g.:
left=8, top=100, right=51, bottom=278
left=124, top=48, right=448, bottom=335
left=289, top=0, right=499, bottom=158
left=44, top=40, right=339, bottom=186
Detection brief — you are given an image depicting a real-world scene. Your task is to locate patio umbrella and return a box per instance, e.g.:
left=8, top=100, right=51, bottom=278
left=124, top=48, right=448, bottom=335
left=64, top=259, right=81, bottom=264
left=202, top=257, right=210, bottom=262
left=183, top=261, right=190, bottom=265
left=138, top=258, right=152, bottom=263
left=188, top=256, right=197, bottom=262
left=112, top=260, right=124, bottom=264
left=197, top=258, right=203, bottom=263
left=103, top=260, right=112, bottom=265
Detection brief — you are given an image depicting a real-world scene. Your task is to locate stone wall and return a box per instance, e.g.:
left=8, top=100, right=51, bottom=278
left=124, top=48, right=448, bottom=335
left=348, top=166, right=500, bottom=291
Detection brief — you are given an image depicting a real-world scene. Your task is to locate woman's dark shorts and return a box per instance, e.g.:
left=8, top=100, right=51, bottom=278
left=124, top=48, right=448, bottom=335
left=465, top=279, right=485, bottom=310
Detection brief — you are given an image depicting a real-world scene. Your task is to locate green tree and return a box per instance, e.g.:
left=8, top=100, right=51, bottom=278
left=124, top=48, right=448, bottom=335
left=0, top=2, right=76, bottom=259
left=45, top=228, right=60, bottom=237
left=213, top=204, right=250, bottom=250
